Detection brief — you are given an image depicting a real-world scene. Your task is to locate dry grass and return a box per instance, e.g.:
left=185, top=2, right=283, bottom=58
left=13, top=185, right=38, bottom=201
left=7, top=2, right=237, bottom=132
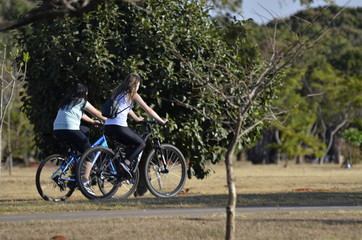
left=1, top=211, right=362, bottom=240
left=2, top=160, right=362, bottom=200
left=1, top=161, right=362, bottom=239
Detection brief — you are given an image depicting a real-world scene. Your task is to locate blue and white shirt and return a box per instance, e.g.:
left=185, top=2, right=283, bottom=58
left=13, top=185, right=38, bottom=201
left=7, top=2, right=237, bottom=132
left=53, top=99, right=90, bottom=130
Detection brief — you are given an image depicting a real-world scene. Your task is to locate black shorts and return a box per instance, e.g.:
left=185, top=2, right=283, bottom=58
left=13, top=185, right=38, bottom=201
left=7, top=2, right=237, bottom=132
left=53, top=129, right=91, bottom=154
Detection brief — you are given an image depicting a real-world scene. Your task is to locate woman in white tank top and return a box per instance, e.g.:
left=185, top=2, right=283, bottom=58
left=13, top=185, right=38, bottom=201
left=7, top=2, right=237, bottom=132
left=104, top=73, right=167, bottom=177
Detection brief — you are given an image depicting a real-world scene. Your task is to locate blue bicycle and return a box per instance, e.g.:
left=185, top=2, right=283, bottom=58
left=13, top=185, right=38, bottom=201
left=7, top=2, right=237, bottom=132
left=35, top=130, right=108, bottom=202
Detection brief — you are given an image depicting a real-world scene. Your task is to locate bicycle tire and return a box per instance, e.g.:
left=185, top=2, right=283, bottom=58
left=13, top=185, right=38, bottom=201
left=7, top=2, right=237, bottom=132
left=144, top=143, right=187, bottom=197
left=112, top=167, right=139, bottom=199
left=35, top=154, right=76, bottom=202
left=76, top=146, right=138, bottom=199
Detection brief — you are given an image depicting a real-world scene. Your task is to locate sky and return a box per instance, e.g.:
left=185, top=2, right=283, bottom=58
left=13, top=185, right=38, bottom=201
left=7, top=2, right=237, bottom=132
left=242, top=0, right=362, bottom=24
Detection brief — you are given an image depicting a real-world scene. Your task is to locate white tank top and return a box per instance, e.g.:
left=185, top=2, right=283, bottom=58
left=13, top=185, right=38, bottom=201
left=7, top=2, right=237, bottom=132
left=104, top=93, right=133, bottom=127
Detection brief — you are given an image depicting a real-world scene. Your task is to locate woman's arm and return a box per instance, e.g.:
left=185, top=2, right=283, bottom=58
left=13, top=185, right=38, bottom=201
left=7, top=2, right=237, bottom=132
left=128, top=110, right=144, bottom=122
left=85, top=103, right=107, bottom=122
left=81, top=113, right=97, bottom=124
left=133, top=93, right=167, bottom=124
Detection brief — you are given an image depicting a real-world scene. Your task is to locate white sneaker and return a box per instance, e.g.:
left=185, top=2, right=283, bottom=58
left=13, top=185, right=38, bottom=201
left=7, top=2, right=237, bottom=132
left=119, top=162, right=132, bottom=178
left=83, top=181, right=95, bottom=195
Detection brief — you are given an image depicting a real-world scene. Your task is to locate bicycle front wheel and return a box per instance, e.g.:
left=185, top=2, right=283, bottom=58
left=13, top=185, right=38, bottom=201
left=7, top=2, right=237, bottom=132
left=144, top=144, right=187, bottom=197
left=76, top=146, right=120, bottom=200
left=35, top=154, right=76, bottom=202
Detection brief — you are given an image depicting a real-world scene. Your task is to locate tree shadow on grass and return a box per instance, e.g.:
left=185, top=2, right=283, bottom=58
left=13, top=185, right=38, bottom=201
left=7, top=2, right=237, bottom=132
left=2, top=192, right=362, bottom=215
left=105, top=191, right=362, bottom=208
left=237, top=218, right=362, bottom=225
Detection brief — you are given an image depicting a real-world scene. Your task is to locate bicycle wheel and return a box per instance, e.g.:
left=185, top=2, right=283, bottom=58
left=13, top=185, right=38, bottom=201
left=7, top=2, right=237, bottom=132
left=112, top=167, right=139, bottom=199
left=35, top=154, right=76, bottom=202
left=144, top=144, right=187, bottom=197
left=77, top=146, right=137, bottom=199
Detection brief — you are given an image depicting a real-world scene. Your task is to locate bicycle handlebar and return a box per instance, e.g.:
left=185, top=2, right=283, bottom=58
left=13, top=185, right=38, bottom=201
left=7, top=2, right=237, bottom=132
left=139, top=120, right=169, bottom=126
left=93, top=122, right=104, bottom=127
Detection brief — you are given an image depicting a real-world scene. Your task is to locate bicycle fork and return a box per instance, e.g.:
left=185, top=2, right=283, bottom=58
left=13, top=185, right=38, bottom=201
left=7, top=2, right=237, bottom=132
left=152, top=138, right=169, bottom=174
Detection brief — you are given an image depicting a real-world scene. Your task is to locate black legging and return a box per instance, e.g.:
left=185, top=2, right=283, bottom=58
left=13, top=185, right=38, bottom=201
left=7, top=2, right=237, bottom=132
left=53, top=129, right=91, bottom=154
left=104, top=125, right=146, bottom=163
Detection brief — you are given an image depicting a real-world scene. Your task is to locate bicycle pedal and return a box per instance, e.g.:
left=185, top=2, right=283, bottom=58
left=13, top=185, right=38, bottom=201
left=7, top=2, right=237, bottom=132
left=124, top=179, right=133, bottom=185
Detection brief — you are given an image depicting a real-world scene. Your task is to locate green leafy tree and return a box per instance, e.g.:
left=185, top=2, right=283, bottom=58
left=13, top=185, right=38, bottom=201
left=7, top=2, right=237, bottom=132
left=18, top=0, right=259, bottom=176
left=248, top=6, right=362, bottom=164
left=167, top=8, right=335, bottom=237
left=341, top=129, right=362, bottom=148
left=270, top=69, right=325, bottom=164
left=340, top=128, right=362, bottom=165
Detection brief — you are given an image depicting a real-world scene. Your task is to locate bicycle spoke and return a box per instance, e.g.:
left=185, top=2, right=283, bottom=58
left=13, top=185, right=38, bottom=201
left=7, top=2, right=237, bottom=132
left=76, top=146, right=139, bottom=199
left=144, top=144, right=186, bottom=197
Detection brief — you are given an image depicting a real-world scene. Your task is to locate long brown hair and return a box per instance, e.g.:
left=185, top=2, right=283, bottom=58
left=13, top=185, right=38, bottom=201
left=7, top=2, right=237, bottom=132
left=111, top=73, right=141, bottom=103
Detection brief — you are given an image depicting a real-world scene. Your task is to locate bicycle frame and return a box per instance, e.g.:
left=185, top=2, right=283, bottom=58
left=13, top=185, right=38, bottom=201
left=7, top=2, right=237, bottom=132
left=142, top=122, right=170, bottom=173
left=51, top=154, right=77, bottom=183
left=134, top=121, right=170, bottom=173
left=86, top=121, right=167, bottom=176
left=55, top=134, right=108, bottom=182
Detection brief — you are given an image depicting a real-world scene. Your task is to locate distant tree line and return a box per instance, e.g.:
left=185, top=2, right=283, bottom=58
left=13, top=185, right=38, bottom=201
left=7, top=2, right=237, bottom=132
left=246, top=6, right=362, bottom=165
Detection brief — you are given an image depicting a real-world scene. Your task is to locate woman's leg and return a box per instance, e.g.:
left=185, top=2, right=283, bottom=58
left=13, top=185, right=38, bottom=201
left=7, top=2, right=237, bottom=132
left=53, top=130, right=93, bottom=180
left=105, top=125, right=146, bottom=166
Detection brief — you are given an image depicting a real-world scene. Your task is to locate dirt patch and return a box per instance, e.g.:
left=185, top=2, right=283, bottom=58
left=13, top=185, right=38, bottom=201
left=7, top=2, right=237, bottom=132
left=293, top=188, right=331, bottom=192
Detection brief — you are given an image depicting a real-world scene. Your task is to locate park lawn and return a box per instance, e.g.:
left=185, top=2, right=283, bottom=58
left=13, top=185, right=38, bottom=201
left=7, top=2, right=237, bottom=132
left=1, top=161, right=362, bottom=239
left=1, top=161, right=362, bottom=214
left=2, top=211, right=362, bottom=240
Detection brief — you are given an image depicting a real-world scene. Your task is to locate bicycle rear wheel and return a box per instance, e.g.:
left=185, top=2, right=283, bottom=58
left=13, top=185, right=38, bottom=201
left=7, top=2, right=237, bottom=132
left=144, top=144, right=187, bottom=197
left=35, top=154, right=76, bottom=202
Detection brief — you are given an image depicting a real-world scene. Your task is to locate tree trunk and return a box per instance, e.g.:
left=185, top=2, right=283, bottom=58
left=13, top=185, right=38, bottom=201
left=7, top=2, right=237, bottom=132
left=320, top=116, right=348, bottom=164
left=7, top=103, right=12, bottom=174
left=225, top=117, right=242, bottom=240
left=225, top=149, right=237, bottom=240
left=332, top=136, right=344, bottom=165
left=0, top=50, right=4, bottom=173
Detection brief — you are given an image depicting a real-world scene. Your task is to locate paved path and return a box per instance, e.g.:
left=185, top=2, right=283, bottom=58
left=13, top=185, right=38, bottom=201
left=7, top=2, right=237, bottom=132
left=1, top=204, right=362, bottom=223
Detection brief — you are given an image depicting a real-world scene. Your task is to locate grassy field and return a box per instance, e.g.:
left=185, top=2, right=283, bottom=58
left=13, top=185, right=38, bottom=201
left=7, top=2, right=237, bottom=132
left=1, top=161, right=362, bottom=239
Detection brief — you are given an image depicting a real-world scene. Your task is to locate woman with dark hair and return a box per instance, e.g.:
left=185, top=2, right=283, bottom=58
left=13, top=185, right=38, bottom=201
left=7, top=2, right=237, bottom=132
left=104, top=73, right=167, bottom=177
left=53, top=83, right=106, bottom=194
left=53, top=83, right=106, bottom=153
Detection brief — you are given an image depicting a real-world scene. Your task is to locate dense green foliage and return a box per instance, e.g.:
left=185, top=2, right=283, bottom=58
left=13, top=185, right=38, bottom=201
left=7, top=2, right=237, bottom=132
left=251, top=6, right=362, bottom=162
left=18, top=0, right=263, bottom=177
left=341, top=129, right=362, bottom=148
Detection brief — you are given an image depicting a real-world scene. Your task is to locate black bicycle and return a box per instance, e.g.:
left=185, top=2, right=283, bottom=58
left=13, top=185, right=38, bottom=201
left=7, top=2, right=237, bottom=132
left=76, top=121, right=187, bottom=200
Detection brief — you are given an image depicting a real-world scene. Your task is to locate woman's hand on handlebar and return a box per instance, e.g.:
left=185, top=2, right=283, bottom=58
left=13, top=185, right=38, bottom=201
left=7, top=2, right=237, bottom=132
left=92, top=120, right=103, bottom=127
left=136, top=116, right=145, bottom=122
left=160, top=119, right=168, bottom=125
